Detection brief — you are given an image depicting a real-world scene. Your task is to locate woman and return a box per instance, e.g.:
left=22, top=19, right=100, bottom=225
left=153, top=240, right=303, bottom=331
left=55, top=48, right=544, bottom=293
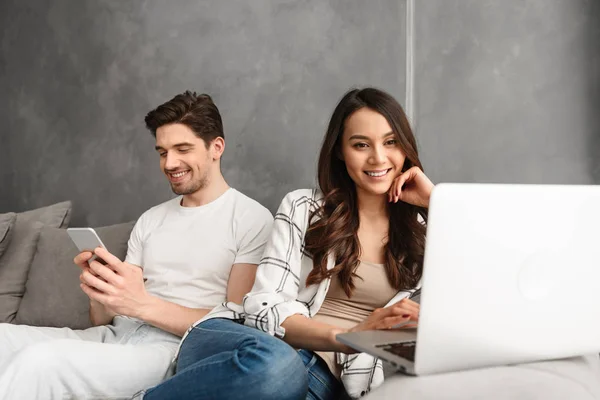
left=140, top=87, right=434, bottom=400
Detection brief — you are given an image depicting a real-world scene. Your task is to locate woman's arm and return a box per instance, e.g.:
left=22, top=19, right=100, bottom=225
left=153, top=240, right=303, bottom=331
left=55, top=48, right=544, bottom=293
left=242, top=190, right=316, bottom=336
left=281, top=315, right=349, bottom=352
left=281, top=298, right=420, bottom=353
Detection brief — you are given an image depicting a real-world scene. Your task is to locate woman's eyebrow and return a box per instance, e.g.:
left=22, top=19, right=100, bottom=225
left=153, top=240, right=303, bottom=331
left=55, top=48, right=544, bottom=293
left=348, top=131, right=394, bottom=140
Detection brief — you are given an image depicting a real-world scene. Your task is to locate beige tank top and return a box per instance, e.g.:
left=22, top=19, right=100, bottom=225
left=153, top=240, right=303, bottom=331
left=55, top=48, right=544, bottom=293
left=312, top=261, right=398, bottom=379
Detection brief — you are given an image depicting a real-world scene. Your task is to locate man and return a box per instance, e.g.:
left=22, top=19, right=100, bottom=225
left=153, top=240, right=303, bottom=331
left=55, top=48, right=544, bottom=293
left=0, top=91, right=273, bottom=399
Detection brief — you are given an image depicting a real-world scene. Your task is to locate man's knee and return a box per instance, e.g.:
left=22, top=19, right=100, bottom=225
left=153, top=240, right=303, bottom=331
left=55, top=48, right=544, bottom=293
left=10, top=341, right=69, bottom=376
left=0, top=323, right=18, bottom=342
left=0, top=323, right=12, bottom=345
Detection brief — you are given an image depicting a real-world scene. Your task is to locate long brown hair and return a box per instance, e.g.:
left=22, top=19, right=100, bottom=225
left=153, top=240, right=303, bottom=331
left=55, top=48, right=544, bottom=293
left=304, top=88, right=427, bottom=297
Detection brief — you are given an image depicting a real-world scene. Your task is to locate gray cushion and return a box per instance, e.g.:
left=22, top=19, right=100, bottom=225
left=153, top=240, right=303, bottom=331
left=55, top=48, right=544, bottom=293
left=0, top=201, right=72, bottom=323
left=19, top=200, right=72, bottom=228
left=0, top=212, right=17, bottom=260
left=15, top=222, right=135, bottom=329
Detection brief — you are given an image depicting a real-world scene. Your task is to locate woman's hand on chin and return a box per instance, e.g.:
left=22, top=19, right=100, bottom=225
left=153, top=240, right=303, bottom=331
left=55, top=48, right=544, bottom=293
left=388, top=166, right=434, bottom=208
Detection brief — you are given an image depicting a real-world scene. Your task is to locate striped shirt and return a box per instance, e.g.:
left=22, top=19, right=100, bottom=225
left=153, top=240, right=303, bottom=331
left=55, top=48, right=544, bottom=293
left=189, top=188, right=419, bottom=398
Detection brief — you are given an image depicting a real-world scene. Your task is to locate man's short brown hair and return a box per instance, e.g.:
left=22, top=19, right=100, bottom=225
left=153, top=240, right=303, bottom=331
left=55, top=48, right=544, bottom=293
left=145, top=91, right=224, bottom=146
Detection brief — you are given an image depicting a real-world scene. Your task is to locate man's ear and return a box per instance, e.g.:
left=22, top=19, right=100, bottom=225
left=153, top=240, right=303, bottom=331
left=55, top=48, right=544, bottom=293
left=211, top=137, right=225, bottom=160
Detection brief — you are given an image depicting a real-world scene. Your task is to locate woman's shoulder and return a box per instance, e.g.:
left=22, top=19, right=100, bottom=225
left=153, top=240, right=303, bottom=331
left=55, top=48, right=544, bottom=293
left=282, top=188, right=323, bottom=205
left=277, top=188, right=324, bottom=217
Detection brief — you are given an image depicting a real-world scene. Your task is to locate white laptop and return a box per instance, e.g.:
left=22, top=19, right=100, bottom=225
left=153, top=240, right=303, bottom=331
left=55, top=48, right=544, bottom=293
left=337, top=183, right=600, bottom=376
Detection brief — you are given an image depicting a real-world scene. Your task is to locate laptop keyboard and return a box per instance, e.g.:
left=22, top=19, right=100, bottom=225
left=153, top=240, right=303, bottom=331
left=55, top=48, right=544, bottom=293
left=376, top=341, right=417, bottom=361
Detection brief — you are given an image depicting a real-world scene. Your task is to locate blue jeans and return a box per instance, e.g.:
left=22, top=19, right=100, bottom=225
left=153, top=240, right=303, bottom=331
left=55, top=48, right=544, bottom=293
left=297, top=349, right=347, bottom=400
left=141, top=318, right=343, bottom=400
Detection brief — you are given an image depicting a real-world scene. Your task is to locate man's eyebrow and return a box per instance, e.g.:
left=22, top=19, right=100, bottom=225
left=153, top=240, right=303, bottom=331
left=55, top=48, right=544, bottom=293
left=173, top=142, right=195, bottom=148
left=348, top=131, right=394, bottom=140
left=154, top=142, right=196, bottom=151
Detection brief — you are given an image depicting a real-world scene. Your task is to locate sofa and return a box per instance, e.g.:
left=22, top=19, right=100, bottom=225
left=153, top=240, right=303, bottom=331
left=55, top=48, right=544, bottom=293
left=0, top=201, right=134, bottom=329
left=1, top=201, right=599, bottom=399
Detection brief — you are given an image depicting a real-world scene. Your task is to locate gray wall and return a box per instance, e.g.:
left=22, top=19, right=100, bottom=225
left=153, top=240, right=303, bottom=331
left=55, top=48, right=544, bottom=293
left=1, top=0, right=599, bottom=227
left=0, top=0, right=407, bottom=226
left=415, top=0, right=600, bottom=185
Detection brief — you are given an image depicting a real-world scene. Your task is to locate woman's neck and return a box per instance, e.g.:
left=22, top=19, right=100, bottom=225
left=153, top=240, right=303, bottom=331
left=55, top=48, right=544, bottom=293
left=356, top=188, right=389, bottom=220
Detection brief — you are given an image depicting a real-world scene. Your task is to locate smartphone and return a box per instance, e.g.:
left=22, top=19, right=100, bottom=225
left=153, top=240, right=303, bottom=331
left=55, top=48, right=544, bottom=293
left=67, top=227, right=107, bottom=263
left=408, top=288, right=421, bottom=304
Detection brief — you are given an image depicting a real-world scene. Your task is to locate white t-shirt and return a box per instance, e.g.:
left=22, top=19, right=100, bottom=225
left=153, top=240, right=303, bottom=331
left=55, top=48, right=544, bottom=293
left=125, top=188, right=273, bottom=309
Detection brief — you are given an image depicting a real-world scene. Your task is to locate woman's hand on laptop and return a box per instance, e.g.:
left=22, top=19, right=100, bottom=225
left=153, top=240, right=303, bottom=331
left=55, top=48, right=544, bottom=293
left=350, top=298, right=420, bottom=333
left=336, top=299, right=420, bottom=354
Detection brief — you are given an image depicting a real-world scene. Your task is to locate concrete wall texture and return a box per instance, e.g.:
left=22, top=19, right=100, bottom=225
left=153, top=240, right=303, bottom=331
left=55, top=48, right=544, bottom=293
left=0, top=0, right=598, bottom=226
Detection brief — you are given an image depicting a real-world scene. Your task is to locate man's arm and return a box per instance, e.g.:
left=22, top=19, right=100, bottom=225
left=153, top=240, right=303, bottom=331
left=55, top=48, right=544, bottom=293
left=80, top=249, right=261, bottom=337
left=89, top=299, right=117, bottom=326
left=129, top=264, right=257, bottom=336
left=135, top=263, right=257, bottom=336
left=136, top=299, right=211, bottom=337
left=226, top=263, right=258, bottom=304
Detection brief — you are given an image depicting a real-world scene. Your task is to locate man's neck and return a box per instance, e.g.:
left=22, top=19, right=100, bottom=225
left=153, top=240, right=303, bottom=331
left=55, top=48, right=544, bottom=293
left=181, top=174, right=230, bottom=207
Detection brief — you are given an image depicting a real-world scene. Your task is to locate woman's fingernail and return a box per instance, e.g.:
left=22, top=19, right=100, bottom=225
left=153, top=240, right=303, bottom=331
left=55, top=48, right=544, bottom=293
left=402, top=314, right=410, bottom=318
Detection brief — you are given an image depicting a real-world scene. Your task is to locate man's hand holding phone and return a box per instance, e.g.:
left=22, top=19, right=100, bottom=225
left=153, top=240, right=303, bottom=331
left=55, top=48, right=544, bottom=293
left=73, top=248, right=118, bottom=325
left=74, top=249, right=106, bottom=282
left=77, top=247, right=151, bottom=320
left=69, top=228, right=150, bottom=321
